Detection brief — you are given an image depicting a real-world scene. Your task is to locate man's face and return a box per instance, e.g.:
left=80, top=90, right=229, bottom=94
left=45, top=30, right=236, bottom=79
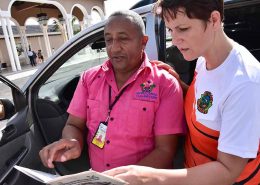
left=104, top=16, right=148, bottom=74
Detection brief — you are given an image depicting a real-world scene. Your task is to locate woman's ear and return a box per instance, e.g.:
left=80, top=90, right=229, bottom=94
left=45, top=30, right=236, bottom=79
left=211, top=10, right=222, bottom=30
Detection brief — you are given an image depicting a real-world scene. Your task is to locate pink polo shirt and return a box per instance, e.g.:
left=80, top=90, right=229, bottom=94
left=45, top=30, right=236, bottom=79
left=67, top=53, right=186, bottom=172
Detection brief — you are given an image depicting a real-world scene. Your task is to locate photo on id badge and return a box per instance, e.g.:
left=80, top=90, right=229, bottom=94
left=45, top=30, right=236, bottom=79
left=92, top=121, right=107, bottom=149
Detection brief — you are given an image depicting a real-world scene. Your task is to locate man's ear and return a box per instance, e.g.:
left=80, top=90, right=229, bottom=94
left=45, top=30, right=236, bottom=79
left=142, top=35, right=149, bottom=49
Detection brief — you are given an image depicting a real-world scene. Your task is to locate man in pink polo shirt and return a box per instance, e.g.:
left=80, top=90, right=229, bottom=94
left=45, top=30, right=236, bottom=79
left=39, top=10, right=186, bottom=172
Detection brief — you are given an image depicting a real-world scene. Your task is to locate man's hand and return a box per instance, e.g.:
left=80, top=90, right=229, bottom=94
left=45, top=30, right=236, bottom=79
left=39, top=115, right=85, bottom=168
left=39, top=138, right=81, bottom=168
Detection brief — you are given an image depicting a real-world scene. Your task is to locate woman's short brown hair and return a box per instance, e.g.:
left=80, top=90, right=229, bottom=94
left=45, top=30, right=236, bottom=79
left=154, top=0, right=224, bottom=23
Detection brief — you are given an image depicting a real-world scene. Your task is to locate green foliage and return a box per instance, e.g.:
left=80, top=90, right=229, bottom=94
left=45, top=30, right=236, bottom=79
left=16, top=44, right=24, bottom=56
left=52, top=20, right=60, bottom=32
left=72, top=16, right=81, bottom=35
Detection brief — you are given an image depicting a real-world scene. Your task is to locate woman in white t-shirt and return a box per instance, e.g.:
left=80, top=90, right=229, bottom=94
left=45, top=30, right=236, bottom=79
left=104, top=0, right=260, bottom=184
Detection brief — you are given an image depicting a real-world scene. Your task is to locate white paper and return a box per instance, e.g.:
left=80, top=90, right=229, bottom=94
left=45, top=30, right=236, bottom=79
left=14, top=165, right=59, bottom=183
left=14, top=165, right=127, bottom=185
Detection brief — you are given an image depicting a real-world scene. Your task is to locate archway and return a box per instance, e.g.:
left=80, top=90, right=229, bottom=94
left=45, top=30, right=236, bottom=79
left=71, top=4, right=88, bottom=31
left=91, top=7, right=104, bottom=25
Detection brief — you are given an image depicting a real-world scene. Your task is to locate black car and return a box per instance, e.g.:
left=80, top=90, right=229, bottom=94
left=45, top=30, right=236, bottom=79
left=0, top=1, right=260, bottom=184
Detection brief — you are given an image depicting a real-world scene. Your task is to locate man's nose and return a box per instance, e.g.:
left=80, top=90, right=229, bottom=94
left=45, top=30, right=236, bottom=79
left=110, top=39, right=121, bottom=52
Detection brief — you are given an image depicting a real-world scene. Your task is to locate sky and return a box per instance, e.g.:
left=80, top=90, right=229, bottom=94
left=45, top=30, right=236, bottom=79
left=105, top=0, right=140, bottom=16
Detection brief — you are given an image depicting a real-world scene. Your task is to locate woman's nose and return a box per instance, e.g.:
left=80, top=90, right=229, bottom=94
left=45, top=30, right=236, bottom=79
left=171, top=34, right=183, bottom=46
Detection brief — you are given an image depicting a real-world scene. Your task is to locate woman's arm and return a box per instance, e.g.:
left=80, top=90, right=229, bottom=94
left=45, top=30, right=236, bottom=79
left=104, top=151, right=248, bottom=185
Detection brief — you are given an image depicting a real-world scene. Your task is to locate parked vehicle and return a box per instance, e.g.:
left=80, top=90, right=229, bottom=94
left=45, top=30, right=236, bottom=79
left=0, top=0, right=260, bottom=184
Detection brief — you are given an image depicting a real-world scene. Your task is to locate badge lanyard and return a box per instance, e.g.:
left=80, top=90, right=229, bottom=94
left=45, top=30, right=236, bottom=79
left=92, top=85, right=129, bottom=149
left=105, top=85, right=129, bottom=123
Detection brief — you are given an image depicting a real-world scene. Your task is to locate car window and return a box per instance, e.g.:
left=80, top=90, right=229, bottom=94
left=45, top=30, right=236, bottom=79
left=38, top=43, right=107, bottom=100
left=224, top=3, right=260, bottom=61
left=34, top=34, right=108, bottom=145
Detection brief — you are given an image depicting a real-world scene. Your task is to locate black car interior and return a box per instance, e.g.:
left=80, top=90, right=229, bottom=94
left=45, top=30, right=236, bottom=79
left=224, top=2, right=260, bottom=61
left=35, top=75, right=80, bottom=144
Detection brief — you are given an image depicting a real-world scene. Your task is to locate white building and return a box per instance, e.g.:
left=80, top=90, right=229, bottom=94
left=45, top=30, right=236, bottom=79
left=0, top=0, right=106, bottom=71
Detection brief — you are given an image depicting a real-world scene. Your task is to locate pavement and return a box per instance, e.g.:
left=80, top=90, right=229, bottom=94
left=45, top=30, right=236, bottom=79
left=0, top=49, right=107, bottom=82
left=0, top=63, right=42, bottom=81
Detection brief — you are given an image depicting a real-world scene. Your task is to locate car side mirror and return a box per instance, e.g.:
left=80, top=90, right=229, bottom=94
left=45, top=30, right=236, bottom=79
left=91, top=38, right=106, bottom=50
left=0, top=99, right=15, bottom=121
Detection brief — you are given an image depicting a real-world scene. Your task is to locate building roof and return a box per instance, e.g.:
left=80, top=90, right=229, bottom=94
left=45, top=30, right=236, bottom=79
left=0, top=25, right=61, bottom=35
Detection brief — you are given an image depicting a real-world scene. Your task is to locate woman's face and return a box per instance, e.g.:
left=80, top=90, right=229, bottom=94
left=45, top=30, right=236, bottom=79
left=164, top=8, right=215, bottom=61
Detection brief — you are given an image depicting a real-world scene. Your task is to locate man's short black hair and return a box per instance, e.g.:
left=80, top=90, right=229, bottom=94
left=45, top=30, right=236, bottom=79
left=107, top=10, right=146, bottom=36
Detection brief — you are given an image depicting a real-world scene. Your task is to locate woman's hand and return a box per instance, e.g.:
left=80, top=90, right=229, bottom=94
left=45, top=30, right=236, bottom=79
left=151, top=61, right=181, bottom=80
left=104, top=165, right=159, bottom=185
left=151, top=61, right=188, bottom=97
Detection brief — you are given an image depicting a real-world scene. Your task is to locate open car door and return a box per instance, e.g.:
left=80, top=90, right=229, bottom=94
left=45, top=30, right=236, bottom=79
left=0, top=75, right=47, bottom=185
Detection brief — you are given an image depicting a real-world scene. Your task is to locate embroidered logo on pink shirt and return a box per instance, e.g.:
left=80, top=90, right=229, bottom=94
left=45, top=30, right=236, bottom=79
left=135, top=80, right=158, bottom=101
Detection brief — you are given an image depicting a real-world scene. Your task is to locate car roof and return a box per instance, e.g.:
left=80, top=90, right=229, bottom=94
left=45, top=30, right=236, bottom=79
left=130, top=0, right=260, bottom=9
left=130, top=0, right=156, bottom=10
left=224, top=0, right=260, bottom=8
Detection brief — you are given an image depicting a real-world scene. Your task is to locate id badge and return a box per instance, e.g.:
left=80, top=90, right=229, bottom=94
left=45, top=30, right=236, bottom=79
left=91, top=122, right=107, bottom=149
